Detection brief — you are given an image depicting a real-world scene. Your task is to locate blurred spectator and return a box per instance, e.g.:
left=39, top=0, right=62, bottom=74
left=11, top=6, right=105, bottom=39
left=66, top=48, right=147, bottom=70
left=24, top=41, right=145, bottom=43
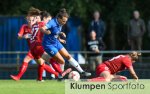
left=128, top=10, right=146, bottom=50
left=147, top=20, right=150, bottom=37
left=87, top=31, right=105, bottom=72
left=89, top=10, right=106, bottom=41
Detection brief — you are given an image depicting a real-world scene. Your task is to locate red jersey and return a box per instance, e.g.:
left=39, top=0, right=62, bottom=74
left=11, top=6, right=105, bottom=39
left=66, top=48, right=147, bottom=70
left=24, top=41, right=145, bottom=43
left=104, top=55, right=132, bottom=74
left=18, top=24, right=32, bottom=47
left=29, top=22, right=45, bottom=49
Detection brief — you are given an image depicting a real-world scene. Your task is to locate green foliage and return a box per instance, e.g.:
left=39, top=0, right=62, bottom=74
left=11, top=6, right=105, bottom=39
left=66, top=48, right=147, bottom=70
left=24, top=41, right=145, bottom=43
left=1, top=0, right=150, bottom=49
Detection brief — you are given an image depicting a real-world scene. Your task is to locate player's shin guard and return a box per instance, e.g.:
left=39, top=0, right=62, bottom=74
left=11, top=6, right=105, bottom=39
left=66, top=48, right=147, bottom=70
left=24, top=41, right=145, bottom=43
left=50, top=58, right=63, bottom=74
left=43, top=63, right=59, bottom=78
left=68, top=57, right=84, bottom=73
left=38, top=64, right=44, bottom=81
left=88, top=77, right=106, bottom=82
left=60, top=64, right=64, bottom=71
left=17, top=62, right=28, bottom=78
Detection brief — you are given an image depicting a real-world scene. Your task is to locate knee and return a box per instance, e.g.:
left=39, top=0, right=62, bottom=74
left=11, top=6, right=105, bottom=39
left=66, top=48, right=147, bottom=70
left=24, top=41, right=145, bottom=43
left=42, top=53, right=50, bottom=62
left=105, top=78, right=111, bottom=82
left=24, top=56, right=32, bottom=63
left=65, top=54, right=71, bottom=60
left=36, top=59, right=44, bottom=65
left=58, top=58, right=65, bottom=64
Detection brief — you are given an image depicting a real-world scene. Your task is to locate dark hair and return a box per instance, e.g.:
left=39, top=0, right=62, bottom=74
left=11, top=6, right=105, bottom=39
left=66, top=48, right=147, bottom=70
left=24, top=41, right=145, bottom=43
left=40, top=11, right=51, bottom=20
left=27, top=7, right=41, bottom=16
left=129, top=51, right=141, bottom=61
left=56, top=8, right=69, bottom=19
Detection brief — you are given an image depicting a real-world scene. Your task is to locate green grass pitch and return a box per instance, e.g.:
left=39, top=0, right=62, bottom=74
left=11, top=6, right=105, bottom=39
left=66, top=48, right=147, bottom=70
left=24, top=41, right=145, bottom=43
left=0, top=80, right=64, bottom=94
left=1, top=79, right=150, bottom=94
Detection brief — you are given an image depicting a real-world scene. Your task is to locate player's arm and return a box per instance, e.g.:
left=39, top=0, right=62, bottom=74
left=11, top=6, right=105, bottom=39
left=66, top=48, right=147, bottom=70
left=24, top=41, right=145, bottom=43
left=18, top=25, right=26, bottom=39
left=58, top=36, right=66, bottom=44
left=40, top=26, right=51, bottom=35
left=58, top=32, right=66, bottom=44
left=59, top=32, right=66, bottom=38
left=128, top=66, right=138, bottom=80
left=22, top=33, right=32, bottom=39
left=40, top=20, right=53, bottom=35
left=123, top=57, right=138, bottom=80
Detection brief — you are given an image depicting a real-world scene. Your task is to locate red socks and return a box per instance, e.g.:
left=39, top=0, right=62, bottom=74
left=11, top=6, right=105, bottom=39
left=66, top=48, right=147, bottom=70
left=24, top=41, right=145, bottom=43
left=38, top=64, right=44, bottom=80
left=43, top=63, right=59, bottom=78
left=50, top=58, right=62, bottom=74
left=17, top=62, right=28, bottom=78
left=88, top=77, right=106, bottom=82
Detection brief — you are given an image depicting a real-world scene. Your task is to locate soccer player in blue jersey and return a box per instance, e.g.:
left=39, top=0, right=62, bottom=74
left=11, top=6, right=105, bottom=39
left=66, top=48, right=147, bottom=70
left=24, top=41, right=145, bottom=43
left=40, top=8, right=91, bottom=77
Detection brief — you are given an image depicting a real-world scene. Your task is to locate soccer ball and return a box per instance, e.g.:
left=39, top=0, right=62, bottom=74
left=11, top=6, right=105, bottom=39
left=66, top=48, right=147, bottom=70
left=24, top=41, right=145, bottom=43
left=68, top=71, right=80, bottom=81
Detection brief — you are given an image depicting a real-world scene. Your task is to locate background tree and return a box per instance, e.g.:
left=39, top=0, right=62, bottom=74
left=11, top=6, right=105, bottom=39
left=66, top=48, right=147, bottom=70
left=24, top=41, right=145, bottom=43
left=1, top=0, right=150, bottom=50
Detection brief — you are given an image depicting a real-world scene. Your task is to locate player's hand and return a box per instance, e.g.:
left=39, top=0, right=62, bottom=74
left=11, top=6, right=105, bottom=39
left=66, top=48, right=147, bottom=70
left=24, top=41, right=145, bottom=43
left=23, top=34, right=32, bottom=39
left=46, top=30, right=51, bottom=35
left=60, top=32, right=66, bottom=38
left=94, top=49, right=100, bottom=53
left=18, top=36, right=22, bottom=39
left=18, top=34, right=23, bottom=39
left=59, top=39, right=66, bottom=44
left=135, top=77, right=138, bottom=82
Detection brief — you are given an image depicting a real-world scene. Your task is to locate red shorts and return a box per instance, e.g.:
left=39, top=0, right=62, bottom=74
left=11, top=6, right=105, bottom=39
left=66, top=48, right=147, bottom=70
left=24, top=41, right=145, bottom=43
left=30, top=45, right=44, bottom=59
left=96, top=63, right=111, bottom=77
left=26, top=51, right=34, bottom=59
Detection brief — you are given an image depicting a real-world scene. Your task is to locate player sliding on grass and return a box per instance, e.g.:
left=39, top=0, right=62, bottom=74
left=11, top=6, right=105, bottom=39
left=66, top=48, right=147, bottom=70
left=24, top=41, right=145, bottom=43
left=88, top=51, right=140, bottom=82
left=40, top=8, right=91, bottom=77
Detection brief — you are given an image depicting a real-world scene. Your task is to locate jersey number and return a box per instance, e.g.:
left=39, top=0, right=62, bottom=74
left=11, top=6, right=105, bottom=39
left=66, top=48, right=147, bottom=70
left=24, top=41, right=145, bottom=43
left=30, top=26, right=39, bottom=41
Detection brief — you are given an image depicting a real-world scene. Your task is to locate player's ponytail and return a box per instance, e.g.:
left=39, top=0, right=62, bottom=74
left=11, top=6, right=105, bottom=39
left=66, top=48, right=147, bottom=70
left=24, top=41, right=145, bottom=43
left=59, top=8, right=67, bottom=13
left=129, top=51, right=141, bottom=61
left=40, top=11, right=51, bottom=21
left=56, top=8, right=69, bottom=19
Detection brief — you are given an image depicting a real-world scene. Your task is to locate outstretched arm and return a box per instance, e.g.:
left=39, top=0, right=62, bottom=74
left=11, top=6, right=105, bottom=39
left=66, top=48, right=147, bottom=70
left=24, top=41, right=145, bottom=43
left=128, top=66, right=138, bottom=80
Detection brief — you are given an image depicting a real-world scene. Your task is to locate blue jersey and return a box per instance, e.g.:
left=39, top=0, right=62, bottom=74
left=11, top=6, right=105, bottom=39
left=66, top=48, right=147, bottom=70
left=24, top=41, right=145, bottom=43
left=43, top=18, right=62, bottom=45
left=42, top=18, right=64, bottom=56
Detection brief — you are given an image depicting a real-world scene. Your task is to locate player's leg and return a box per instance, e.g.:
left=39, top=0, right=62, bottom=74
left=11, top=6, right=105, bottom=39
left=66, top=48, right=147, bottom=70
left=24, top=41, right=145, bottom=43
left=36, top=58, right=45, bottom=81
left=42, top=52, right=72, bottom=77
left=43, top=45, right=72, bottom=78
left=10, top=51, right=33, bottom=81
left=100, top=71, right=113, bottom=81
left=50, top=58, right=62, bottom=73
left=88, top=71, right=112, bottom=82
left=88, top=63, right=112, bottom=82
left=111, top=75, right=127, bottom=81
left=58, top=47, right=91, bottom=77
left=33, top=46, right=62, bottom=80
left=36, top=58, right=60, bottom=78
left=42, top=51, right=65, bottom=73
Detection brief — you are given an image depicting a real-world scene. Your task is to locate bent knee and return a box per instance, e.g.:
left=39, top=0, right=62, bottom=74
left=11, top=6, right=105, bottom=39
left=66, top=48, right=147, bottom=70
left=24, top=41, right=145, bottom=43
left=58, top=59, right=65, bottom=64
left=105, top=78, right=111, bottom=82
left=65, top=54, right=71, bottom=60
left=24, top=56, right=32, bottom=62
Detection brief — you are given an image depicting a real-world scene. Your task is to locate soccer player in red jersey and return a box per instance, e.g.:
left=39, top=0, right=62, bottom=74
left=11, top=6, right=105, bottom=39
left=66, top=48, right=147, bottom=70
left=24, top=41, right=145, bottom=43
left=88, top=51, right=140, bottom=82
left=29, top=9, right=71, bottom=81
left=10, top=15, right=36, bottom=81
left=11, top=7, right=71, bottom=81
